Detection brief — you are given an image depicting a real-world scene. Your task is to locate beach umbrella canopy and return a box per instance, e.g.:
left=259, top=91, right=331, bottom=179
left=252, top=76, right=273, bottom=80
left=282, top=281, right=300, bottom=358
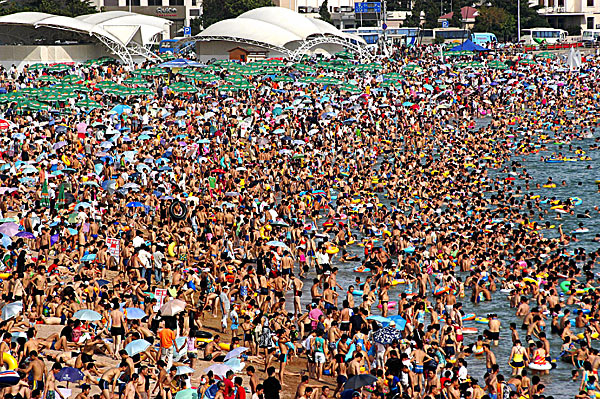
left=15, top=231, right=35, bottom=239
left=0, top=223, right=19, bottom=237
left=81, top=253, right=97, bottom=262
left=55, top=367, right=84, bottom=383
left=159, top=58, right=204, bottom=68
left=125, top=307, right=146, bottom=319
left=224, top=347, right=249, bottom=361
left=73, top=309, right=102, bottom=321
left=203, top=364, right=232, bottom=377
left=344, top=374, right=377, bottom=390
left=266, top=241, right=291, bottom=251
left=28, top=63, right=46, bottom=70
left=1, top=302, right=22, bottom=321
left=76, top=98, right=101, bottom=109
left=110, top=104, right=132, bottom=115
left=372, top=326, right=402, bottom=344
left=176, top=366, right=195, bottom=375
left=160, top=299, right=186, bottom=316
left=61, top=74, right=82, bottom=84
left=125, top=339, right=151, bottom=356
left=175, top=389, right=198, bottom=399
left=123, top=77, right=146, bottom=85
left=37, top=75, right=59, bottom=83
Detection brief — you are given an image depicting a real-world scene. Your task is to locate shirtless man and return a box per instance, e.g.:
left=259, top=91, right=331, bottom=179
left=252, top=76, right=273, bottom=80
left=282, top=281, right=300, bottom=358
left=322, top=283, right=337, bottom=311
left=110, top=303, right=126, bottom=356
left=486, top=314, right=501, bottom=346
left=281, top=252, right=294, bottom=282
left=347, top=352, right=364, bottom=378
left=410, top=344, right=427, bottom=391
left=99, top=362, right=128, bottom=399
left=204, top=335, right=224, bottom=361
left=123, top=374, right=139, bottom=399
left=31, top=267, right=46, bottom=317
left=19, top=351, right=46, bottom=391
left=38, top=227, right=51, bottom=264
left=44, top=363, right=68, bottom=399
left=74, top=384, right=91, bottom=399
left=291, top=274, right=304, bottom=317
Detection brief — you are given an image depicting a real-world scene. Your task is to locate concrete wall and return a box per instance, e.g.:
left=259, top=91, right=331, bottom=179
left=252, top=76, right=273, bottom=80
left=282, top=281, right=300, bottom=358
left=0, top=44, right=113, bottom=69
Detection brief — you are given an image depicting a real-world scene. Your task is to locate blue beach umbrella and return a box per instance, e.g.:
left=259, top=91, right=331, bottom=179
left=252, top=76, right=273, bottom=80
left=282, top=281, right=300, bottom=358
left=125, top=339, right=151, bottom=356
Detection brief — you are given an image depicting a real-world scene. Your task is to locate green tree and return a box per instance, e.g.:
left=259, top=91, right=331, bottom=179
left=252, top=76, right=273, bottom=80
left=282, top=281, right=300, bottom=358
left=200, top=0, right=228, bottom=28
left=319, top=0, right=332, bottom=24
left=421, top=0, right=441, bottom=28
left=0, top=0, right=96, bottom=17
left=473, top=6, right=515, bottom=41
left=190, top=17, right=202, bottom=35
left=387, top=0, right=411, bottom=11
left=485, top=0, right=549, bottom=37
left=201, top=0, right=272, bottom=28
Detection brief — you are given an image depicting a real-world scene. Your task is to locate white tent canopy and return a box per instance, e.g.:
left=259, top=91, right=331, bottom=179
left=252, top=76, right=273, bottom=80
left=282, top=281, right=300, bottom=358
left=192, top=7, right=369, bottom=60
left=0, top=11, right=171, bottom=65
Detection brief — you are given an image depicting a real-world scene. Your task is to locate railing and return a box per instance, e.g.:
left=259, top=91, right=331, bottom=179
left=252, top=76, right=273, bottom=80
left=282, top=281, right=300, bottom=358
left=522, top=42, right=583, bottom=51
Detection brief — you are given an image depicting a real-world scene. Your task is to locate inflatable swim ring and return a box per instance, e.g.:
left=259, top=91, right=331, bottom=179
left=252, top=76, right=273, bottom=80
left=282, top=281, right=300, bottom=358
left=433, top=287, right=450, bottom=296
left=523, top=277, right=539, bottom=285
left=475, top=317, right=489, bottom=324
left=576, top=332, right=599, bottom=340
left=570, top=197, right=583, bottom=206
left=326, top=246, right=340, bottom=255
left=353, top=267, right=371, bottom=273
left=528, top=362, right=552, bottom=371
left=572, top=228, right=590, bottom=234
left=463, top=327, right=478, bottom=334
left=2, top=353, right=16, bottom=370
left=0, top=371, right=19, bottom=387
left=542, top=184, right=556, bottom=188
left=168, top=242, right=177, bottom=257
left=219, top=342, right=231, bottom=351
left=377, top=301, right=397, bottom=309
left=462, top=313, right=476, bottom=321
left=472, top=345, right=484, bottom=355
left=169, top=200, right=187, bottom=221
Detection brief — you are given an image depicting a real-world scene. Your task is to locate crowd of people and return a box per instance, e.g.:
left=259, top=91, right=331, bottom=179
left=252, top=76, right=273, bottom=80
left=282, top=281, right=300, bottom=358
left=0, top=42, right=596, bottom=399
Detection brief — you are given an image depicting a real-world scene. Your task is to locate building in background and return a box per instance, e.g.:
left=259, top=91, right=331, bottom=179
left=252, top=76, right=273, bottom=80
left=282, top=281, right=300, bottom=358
left=533, top=0, right=600, bottom=32
left=89, top=0, right=200, bottom=36
left=273, top=0, right=394, bottom=29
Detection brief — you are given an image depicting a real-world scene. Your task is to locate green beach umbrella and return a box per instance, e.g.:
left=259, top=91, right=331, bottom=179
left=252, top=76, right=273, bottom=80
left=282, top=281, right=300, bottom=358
left=170, top=83, right=197, bottom=93
left=218, top=84, right=239, bottom=92
left=124, top=77, right=146, bottom=85
left=340, top=83, right=361, bottom=93
left=62, top=74, right=82, bottom=84
left=519, top=59, right=537, bottom=66
left=49, top=64, right=71, bottom=72
left=273, top=75, right=294, bottom=83
left=28, top=63, right=47, bottom=71
left=37, top=75, right=59, bottom=83
left=234, top=81, right=254, bottom=90
left=76, top=98, right=101, bottom=109
left=536, top=51, right=556, bottom=60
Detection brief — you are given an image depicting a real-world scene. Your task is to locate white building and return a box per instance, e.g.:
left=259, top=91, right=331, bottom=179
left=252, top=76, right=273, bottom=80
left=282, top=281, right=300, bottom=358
left=274, top=0, right=367, bottom=29
left=89, top=0, right=200, bottom=36
left=534, top=0, right=600, bottom=31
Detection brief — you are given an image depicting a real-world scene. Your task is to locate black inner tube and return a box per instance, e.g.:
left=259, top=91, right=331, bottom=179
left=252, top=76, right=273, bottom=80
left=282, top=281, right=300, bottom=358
left=169, top=200, right=187, bottom=221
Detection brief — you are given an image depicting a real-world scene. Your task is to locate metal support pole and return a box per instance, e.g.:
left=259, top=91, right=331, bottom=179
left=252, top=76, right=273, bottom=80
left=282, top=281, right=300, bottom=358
left=518, top=0, right=521, bottom=43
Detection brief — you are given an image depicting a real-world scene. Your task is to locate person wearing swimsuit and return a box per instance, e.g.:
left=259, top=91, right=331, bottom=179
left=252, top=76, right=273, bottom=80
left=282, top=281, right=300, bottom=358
left=509, top=340, right=528, bottom=376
